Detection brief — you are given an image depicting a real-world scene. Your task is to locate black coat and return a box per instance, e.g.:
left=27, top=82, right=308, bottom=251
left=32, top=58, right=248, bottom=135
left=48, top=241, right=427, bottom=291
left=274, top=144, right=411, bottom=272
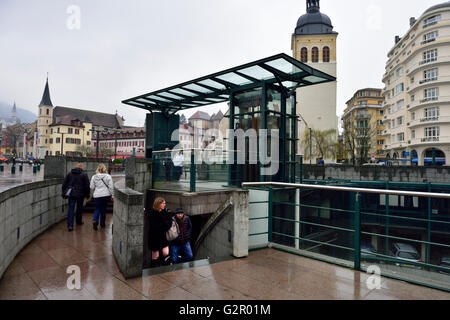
left=148, top=208, right=172, bottom=251
left=62, top=168, right=90, bottom=199
left=172, top=215, right=192, bottom=246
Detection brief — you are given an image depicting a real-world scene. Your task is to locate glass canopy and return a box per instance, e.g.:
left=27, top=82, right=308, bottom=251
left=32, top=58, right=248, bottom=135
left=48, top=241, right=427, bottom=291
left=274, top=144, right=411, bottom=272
left=122, top=53, right=335, bottom=113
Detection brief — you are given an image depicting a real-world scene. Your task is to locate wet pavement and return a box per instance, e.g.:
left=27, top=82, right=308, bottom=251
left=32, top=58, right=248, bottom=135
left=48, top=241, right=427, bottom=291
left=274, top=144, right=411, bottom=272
left=1, top=213, right=450, bottom=300
left=0, top=164, right=44, bottom=193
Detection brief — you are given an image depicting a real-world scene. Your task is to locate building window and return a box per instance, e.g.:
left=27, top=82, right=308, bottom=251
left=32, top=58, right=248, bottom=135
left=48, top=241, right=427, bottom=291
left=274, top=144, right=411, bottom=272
left=56, top=138, right=60, bottom=143
left=312, top=47, right=319, bottom=63
left=46, top=109, right=49, bottom=115
left=300, top=47, right=308, bottom=63
left=68, top=128, right=73, bottom=134
left=394, top=83, right=404, bottom=95
left=396, top=67, right=403, bottom=78
left=397, top=132, right=405, bottom=142
left=87, top=131, right=90, bottom=136
left=411, top=112, right=416, bottom=120
left=423, top=49, right=437, bottom=64
left=424, top=88, right=438, bottom=101
left=423, top=31, right=438, bottom=44
left=397, top=99, right=404, bottom=111
left=425, top=127, right=439, bottom=139
left=57, top=128, right=60, bottom=133
left=423, top=68, right=438, bottom=83
left=49, top=139, right=53, bottom=144
left=424, top=15, right=441, bottom=28
left=424, top=107, right=439, bottom=120
left=411, top=130, right=415, bottom=139
left=397, top=116, right=404, bottom=127
left=378, top=110, right=384, bottom=116
left=75, top=129, right=80, bottom=135
left=323, top=46, right=330, bottom=62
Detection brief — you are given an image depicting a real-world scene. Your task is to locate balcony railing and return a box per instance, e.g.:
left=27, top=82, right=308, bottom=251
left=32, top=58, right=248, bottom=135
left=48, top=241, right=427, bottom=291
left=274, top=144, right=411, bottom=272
left=419, top=58, right=438, bottom=66
left=420, top=97, right=438, bottom=103
left=421, top=38, right=436, bottom=45
left=419, top=77, right=438, bottom=85
left=420, top=117, right=439, bottom=123
left=421, top=136, right=440, bottom=142
left=423, top=20, right=438, bottom=28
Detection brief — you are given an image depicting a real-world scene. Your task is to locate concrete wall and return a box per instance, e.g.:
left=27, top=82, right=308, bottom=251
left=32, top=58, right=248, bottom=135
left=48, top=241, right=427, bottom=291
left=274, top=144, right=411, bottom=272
left=125, top=158, right=152, bottom=194
left=44, top=156, right=109, bottom=180
left=112, top=187, right=144, bottom=279
left=0, top=179, right=65, bottom=279
left=303, top=164, right=450, bottom=183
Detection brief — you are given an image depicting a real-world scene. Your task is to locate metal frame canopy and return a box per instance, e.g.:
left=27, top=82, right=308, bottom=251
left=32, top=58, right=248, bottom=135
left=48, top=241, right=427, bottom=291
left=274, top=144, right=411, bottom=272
left=122, top=53, right=336, bottom=114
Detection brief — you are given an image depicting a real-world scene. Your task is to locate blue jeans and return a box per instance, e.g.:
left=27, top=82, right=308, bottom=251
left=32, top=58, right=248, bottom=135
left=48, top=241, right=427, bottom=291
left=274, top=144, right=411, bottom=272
left=68, top=197, right=85, bottom=228
left=171, top=242, right=193, bottom=264
left=93, top=196, right=110, bottom=227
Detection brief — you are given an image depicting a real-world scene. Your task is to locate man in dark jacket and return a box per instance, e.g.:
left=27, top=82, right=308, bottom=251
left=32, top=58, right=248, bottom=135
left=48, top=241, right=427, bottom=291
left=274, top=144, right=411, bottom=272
left=170, top=208, right=193, bottom=264
left=62, top=163, right=90, bottom=231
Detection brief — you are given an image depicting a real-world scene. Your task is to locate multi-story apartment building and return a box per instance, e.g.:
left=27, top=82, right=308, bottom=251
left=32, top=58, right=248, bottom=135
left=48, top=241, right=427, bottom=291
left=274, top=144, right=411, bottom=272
left=94, top=127, right=146, bottom=158
left=49, top=118, right=93, bottom=157
left=382, top=2, right=450, bottom=166
left=342, top=88, right=385, bottom=162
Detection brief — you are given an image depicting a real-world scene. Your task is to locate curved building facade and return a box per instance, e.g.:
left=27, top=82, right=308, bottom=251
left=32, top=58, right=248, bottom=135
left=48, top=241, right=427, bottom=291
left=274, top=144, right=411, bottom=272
left=382, top=1, right=450, bottom=165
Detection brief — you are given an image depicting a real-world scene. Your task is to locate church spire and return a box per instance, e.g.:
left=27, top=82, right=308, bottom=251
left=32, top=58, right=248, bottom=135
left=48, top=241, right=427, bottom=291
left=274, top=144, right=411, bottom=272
left=12, top=101, right=17, bottom=113
left=39, top=75, right=53, bottom=107
left=306, top=0, right=320, bottom=13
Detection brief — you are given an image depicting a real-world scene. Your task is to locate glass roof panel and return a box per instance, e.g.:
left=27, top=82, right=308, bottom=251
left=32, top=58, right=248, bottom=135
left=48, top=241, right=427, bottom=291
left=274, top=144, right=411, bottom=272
left=198, top=79, right=227, bottom=90
left=169, top=88, right=197, bottom=97
left=136, top=98, right=157, bottom=104
left=192, top=101, right=211, bottom=105
left=183, top=83, right=213, bottom=94
left=146, top=95, right=172, bottom=103
left=264, top=58, right=303, bottom=75
left=238, top=65, right=274, bottom=80
left=303, top=75, right=327, bottom=83
left=181, top=103, right=199, bottom=107
left=216, top=72, right=252, bottom=85
left=157, top=92, right=184, bottom=100
left=204, top=98, right=227, bottom=102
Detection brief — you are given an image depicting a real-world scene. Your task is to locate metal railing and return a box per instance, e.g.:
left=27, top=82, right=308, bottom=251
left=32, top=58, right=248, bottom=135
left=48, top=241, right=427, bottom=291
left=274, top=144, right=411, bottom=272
left=244, top=181, right=450, bottom=292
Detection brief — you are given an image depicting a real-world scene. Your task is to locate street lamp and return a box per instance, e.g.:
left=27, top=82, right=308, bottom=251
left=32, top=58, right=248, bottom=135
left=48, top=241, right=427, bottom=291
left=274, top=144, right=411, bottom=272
left=298, top=116, right=313, bottom=165
left=90, top=127, right=108, bottom=158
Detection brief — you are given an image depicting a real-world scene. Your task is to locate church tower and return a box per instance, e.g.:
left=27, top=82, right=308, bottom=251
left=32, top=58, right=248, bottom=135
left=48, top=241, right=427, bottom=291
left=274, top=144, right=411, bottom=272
left=11, top=101, right=19, bottom=124
left=292, top=0, right=338, bottom=163
left=37, top=76, right=54, bottom=158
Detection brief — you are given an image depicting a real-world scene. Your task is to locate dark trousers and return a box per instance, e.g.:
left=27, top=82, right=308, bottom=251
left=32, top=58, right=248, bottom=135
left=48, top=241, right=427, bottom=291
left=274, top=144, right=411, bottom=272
left=93, top=196, right=110, bottom=227
left=67, top=197, right=84, bottom=228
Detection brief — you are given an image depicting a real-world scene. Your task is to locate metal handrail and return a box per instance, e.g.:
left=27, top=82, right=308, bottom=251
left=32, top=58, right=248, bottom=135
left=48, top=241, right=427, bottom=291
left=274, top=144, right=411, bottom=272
left=242, top=182, right=450, bottom=199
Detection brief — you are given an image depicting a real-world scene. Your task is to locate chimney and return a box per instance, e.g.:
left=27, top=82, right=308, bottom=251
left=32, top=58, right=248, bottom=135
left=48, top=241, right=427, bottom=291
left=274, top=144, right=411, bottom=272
left=410, top=17, right=416, bottom=27
left=395, top=36, right=401, bottom=44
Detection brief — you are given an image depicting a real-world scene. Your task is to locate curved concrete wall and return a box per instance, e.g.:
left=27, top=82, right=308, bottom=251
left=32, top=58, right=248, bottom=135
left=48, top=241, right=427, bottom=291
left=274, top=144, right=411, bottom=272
left=0, top=179, right=65, bottom=279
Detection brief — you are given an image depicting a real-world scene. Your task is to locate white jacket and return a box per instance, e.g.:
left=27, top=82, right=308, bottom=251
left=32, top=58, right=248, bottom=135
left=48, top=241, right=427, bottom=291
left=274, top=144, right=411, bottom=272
left=90, top=173, right=114, bottom=198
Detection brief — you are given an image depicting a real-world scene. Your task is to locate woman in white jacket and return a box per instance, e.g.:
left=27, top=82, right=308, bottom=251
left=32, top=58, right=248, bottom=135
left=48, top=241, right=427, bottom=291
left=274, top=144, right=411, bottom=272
left=90, top=163, right=114, bottom=230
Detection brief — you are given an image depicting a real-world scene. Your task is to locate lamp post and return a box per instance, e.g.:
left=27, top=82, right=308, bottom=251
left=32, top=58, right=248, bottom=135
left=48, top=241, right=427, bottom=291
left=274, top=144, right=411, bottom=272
left=298, top=116, right=312, bottom=165
left=90, top=127, right=108, bottom=158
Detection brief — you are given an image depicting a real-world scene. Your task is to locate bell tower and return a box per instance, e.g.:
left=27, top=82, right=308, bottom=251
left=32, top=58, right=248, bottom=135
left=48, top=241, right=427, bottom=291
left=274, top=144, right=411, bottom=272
left=292, top=0, right=338, bottom=163
left=37, top=76, right=54, bottom=158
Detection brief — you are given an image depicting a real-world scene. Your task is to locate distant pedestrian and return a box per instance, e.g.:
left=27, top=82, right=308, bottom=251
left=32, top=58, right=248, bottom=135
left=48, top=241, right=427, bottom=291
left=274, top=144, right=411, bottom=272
left=62, top=163, right=90, bottom=231
left=148, top=197, right=172, bottom=267
left=90, top=163, right=114, bottom=230
left=170, top=208, right=193, bottom=264
left=173, top=151, right=184, bottom=181
left=162, top=148, right=173, bottom=181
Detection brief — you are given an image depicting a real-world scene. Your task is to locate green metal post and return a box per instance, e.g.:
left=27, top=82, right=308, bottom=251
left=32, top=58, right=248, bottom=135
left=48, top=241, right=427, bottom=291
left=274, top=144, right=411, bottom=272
left=19, top=165, right=23, bottom=172
left=427, top=183, right=431, bottom=264
left=0, top=165, right=3, bottom=172
left=228, top=92, right=234, bottom=187
left=354, top=192, right=361, bottom=271
left=385, top=181, right=390, bottom=256
left=190, top=150, right=196, bottom=193
left=299, top=155, right=303, bottom=184
left=11, top=166, right=15, bottom=174
left=268, top=187, right=273, bottom=243
left=33, top=166, right=37, bottom=174
left=260, top=83, right=267, bottom=183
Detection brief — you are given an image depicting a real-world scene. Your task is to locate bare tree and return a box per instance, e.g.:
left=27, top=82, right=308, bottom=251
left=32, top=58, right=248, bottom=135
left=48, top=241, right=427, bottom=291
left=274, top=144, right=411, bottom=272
left=342, top=117, right=376, bottom=165
left=76, top=144, right=96, bottom=157
left=302, top=129, right=337, bottom=163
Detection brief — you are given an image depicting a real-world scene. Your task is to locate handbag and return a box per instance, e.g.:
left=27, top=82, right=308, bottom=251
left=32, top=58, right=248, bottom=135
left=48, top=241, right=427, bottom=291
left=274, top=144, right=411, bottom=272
left=63, top=187, right=72, bottom=199
left=166, top=217, right=180, bottom=242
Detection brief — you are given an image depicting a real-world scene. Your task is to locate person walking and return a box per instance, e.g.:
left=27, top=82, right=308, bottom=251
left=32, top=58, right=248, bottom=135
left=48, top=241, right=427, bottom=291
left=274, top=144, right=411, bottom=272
left=170, top=208, right=193, bottom=264
left=162, top=148, right=173, bottom=181
left=148, top=197, right=172, bottom=268
left=90, top=163, right=114, bottom=230
left=173, top=151, right=184, bottom=181
left=62, top=163, right=90, bottom=231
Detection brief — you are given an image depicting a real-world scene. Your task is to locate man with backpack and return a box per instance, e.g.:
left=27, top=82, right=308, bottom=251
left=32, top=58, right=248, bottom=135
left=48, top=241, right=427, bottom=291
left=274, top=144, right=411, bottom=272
left=62, top=163, right=90, bottom=231
left=170, top=208, right=194, bottom=264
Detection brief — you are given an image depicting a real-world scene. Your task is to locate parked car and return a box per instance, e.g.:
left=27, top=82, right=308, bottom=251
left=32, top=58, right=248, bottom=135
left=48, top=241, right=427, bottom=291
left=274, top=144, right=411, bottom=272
left=360, top=242, right=381, bottom=263
left=389, top=242, right=422, bottom=269
left=438, top=257, right=450, bottom=274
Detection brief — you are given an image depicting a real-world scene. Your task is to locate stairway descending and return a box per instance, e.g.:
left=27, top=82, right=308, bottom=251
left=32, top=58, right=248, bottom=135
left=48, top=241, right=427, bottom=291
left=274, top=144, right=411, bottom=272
left=83, top=198, right=114, bottom=214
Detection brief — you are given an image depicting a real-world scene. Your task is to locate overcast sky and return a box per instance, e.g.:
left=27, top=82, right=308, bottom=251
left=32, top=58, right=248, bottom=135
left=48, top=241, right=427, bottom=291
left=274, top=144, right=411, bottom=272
left=0, top=0, right=444, bottom=127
